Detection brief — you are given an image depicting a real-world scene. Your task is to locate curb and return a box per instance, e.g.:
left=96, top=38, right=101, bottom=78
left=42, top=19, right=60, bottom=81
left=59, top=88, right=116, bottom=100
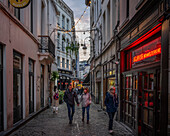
left=0, top=106, right=49, bottom=136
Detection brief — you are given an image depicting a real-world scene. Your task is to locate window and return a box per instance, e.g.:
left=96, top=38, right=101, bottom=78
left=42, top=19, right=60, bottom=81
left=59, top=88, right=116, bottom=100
left=30, top=0, right=33, bottom=33
left=66, top=19, right=69, bottom=30
left=62, top=36, right=65, bottom=51
left=67, top=59, right=69, bottom=69
left=57, top=57, right=60, bottom=67
left=57, top=13, right=60, bottom=26
left=14, top=8, right=20, bottom=20
left=66, top=39, right=69, bottom=48
left=103, top=12, right=106, bottom=45
left=8, top=0, right=10, bottom=8
left=107, top=1, right=110, bottom=40
left=62, top=15, right=65, bottom=29
left=57, top=33, right=60, bottom=49
left=13, top=51, right=23, bottom=124
left=126, top=0, right=129, bottom=18
left=62, top=58, right=65, bottom=68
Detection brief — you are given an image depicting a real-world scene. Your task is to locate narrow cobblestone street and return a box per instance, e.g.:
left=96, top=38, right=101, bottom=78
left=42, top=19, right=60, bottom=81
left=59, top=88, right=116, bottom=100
left=10, top=103, right=133, bottom=136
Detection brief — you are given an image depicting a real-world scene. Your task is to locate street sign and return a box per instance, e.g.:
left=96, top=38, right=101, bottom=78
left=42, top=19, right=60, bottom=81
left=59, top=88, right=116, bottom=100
left=9, top=0, right=30, bottom=8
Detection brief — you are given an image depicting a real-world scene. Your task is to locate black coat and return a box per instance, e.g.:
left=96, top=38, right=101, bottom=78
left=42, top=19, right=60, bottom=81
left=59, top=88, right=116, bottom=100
left=104, top=92, right=119, bottom=113
left=64, top=89, right=79, bottom=106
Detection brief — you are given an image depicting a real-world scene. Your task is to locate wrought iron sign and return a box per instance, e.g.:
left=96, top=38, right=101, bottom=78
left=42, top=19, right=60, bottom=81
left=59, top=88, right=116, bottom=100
left=9, top=0, right=30, bottom=8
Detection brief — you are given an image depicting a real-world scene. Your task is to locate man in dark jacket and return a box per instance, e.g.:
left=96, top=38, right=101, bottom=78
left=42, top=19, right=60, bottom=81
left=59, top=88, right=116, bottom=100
left=104, top=87, right=119, bottom=134
left=64, top=84, right=79, bottom=124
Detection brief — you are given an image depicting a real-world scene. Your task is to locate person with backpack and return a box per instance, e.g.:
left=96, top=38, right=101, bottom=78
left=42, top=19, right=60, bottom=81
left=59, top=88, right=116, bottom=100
left=80, top=88, right=91, bottom=124
left=64, top=84, right=79, bottom=124
left=104, top=86, right=119, bottom=134
left=52, top=86, right=59, bottom=113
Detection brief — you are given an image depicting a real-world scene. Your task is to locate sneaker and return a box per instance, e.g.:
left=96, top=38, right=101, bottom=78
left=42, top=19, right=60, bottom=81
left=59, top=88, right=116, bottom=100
left=109, top=130, right=113, bottom=134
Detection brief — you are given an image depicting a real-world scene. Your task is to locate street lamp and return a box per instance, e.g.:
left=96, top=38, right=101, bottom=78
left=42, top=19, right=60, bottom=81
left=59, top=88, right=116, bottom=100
left=83, top=36, right=94, bottom=55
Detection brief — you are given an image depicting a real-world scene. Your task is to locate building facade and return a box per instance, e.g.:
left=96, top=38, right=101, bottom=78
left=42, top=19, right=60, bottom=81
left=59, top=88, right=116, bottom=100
left=88, top=0, right=170, bottom=135
left=0, top=0, right=57, bottom=134
left=54, top=0, right=79, bottom=90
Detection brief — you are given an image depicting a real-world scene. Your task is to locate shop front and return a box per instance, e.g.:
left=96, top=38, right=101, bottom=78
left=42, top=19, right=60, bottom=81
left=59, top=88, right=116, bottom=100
left=103, top=61, right=116, bottom=107
left=120, top=24, right=161, bottom=135
left=58, top=69, right=72, bottom=90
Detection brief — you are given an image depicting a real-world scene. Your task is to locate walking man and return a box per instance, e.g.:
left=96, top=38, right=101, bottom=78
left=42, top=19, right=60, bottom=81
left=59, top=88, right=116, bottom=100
left=64, top=84, right=79, bottom=124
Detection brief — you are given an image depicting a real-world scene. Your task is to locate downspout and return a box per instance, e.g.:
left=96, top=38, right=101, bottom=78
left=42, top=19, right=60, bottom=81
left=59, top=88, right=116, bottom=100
left=114, top=0, right=120, bottom=121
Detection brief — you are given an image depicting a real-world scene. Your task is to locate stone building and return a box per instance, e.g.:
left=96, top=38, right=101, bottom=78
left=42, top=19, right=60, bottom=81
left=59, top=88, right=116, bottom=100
left=88, top=0, right=170, bottom=135
left=53, top=0, right=79, bottom=90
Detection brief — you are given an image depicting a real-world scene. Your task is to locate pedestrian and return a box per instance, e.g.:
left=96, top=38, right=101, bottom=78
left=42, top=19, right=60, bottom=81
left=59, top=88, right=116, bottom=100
left=52, top=86, right=59, bottom=113
left=104, top=86, right=119, bottom=134
left=80, top=88, right=91, bottom=124
left=64, top=84, right=79, bottom=124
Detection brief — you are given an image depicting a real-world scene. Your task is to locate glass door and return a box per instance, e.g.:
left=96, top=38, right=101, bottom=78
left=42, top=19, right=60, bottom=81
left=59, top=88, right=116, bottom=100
left=0, top=46, right=3, bottom=131
left=13, top=52, right=22, bottom=124
left=29, top=59, right=34, bottom=114
left=121, top=73, right=138, bottom=131
left=141, top=70, right=157, bottom=136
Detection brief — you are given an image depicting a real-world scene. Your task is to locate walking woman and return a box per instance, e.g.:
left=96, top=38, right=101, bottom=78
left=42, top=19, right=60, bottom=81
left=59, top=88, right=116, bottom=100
left=104, top=87, right=119, bottom=134
left=80, top=88, right=91, bottom=124
left=52, top=86, right=59, bottom=113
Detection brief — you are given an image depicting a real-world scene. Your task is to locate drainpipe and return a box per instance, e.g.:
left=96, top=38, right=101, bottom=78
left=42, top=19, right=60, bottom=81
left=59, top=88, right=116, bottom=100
left=114, top=0, right=120, bottom=121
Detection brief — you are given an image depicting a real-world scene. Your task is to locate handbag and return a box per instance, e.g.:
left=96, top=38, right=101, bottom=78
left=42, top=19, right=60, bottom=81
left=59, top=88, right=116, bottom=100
left=53, top=93, right=59, bottom=100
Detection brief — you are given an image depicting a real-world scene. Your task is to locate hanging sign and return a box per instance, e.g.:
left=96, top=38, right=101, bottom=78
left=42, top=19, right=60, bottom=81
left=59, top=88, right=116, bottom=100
left=9, top=0, right=30, bottom=8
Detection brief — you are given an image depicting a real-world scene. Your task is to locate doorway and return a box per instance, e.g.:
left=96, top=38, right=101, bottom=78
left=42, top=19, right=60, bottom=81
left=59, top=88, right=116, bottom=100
left=121, top=68, right=160, bottom=135
left=138, top=69, right=160, bottom=136
left=0, top=45, right=3, bottom=131
left=29, top=59, right=34, bottom=114
left=40, top=65, right=44, bottom=108
left=13, top=51, right=23, bottom=124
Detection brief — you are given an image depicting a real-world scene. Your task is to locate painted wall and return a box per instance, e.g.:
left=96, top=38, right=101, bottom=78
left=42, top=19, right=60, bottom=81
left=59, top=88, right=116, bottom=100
left=0, top=0, right=51, bottom=130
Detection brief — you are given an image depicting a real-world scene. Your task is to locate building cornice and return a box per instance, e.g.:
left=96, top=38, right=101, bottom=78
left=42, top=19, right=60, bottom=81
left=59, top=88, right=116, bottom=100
left=0, top=3, right=40, bottom=45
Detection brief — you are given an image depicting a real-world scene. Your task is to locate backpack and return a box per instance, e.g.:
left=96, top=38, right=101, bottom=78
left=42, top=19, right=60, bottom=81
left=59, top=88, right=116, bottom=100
left=53, top=93, right=59, bottom=100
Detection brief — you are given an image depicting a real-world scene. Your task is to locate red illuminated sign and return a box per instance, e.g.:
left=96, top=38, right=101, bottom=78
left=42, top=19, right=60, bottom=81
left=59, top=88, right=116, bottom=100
left=133, top=47, right=161, bottom=62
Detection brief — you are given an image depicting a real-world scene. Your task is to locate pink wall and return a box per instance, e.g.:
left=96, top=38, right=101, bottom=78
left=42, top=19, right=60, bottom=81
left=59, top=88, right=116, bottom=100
left=0, top=8, right=49, bottom=129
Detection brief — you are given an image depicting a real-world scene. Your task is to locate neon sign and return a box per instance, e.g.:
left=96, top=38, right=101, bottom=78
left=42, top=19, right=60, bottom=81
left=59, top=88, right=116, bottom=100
left=133, top=47, right=161, bottom=62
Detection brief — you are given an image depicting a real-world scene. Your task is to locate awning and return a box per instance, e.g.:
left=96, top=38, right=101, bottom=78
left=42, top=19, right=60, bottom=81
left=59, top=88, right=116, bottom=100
left=83, top=72, right=90, bottom=85
left=59, top=73, right=74, bottom=79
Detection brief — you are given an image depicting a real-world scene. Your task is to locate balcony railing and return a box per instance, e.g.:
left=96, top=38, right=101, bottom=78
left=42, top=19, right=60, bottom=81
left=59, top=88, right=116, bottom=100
left=38, top=36, right=55, bottom=58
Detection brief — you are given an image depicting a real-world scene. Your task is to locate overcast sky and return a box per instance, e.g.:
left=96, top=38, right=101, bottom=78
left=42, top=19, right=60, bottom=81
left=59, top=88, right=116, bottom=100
left=63, top=0, right=90, bottom=61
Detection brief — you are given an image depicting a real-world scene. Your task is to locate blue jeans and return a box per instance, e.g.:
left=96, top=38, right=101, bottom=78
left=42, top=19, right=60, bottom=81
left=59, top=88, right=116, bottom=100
left=82, top=105, right=90, bottom=121
left=67, top=104, right=75, bottom=121
left=108, top=112, right=115, bottom=130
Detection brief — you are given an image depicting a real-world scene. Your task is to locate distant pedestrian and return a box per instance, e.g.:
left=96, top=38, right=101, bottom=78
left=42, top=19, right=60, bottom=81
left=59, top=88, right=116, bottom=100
left=52, top=86, right=59, bottom=113
left=80, top=88, right=91, bottom=124
left=104, top=87, right=119, bottom=134
left=64, top=84, right=79, bottom=124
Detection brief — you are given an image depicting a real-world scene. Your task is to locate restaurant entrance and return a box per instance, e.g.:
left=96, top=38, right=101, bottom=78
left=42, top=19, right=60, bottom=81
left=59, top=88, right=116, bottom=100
left=121, top=68, right=160, bottom=135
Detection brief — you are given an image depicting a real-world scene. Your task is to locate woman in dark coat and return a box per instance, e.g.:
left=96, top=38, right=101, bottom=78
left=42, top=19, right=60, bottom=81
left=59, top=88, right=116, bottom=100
left=104, top=87, right=119, bottom=134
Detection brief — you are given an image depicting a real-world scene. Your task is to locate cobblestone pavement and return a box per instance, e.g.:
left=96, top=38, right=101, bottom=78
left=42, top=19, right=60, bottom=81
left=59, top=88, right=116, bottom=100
left=10, top=102, right=133, bottom=136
